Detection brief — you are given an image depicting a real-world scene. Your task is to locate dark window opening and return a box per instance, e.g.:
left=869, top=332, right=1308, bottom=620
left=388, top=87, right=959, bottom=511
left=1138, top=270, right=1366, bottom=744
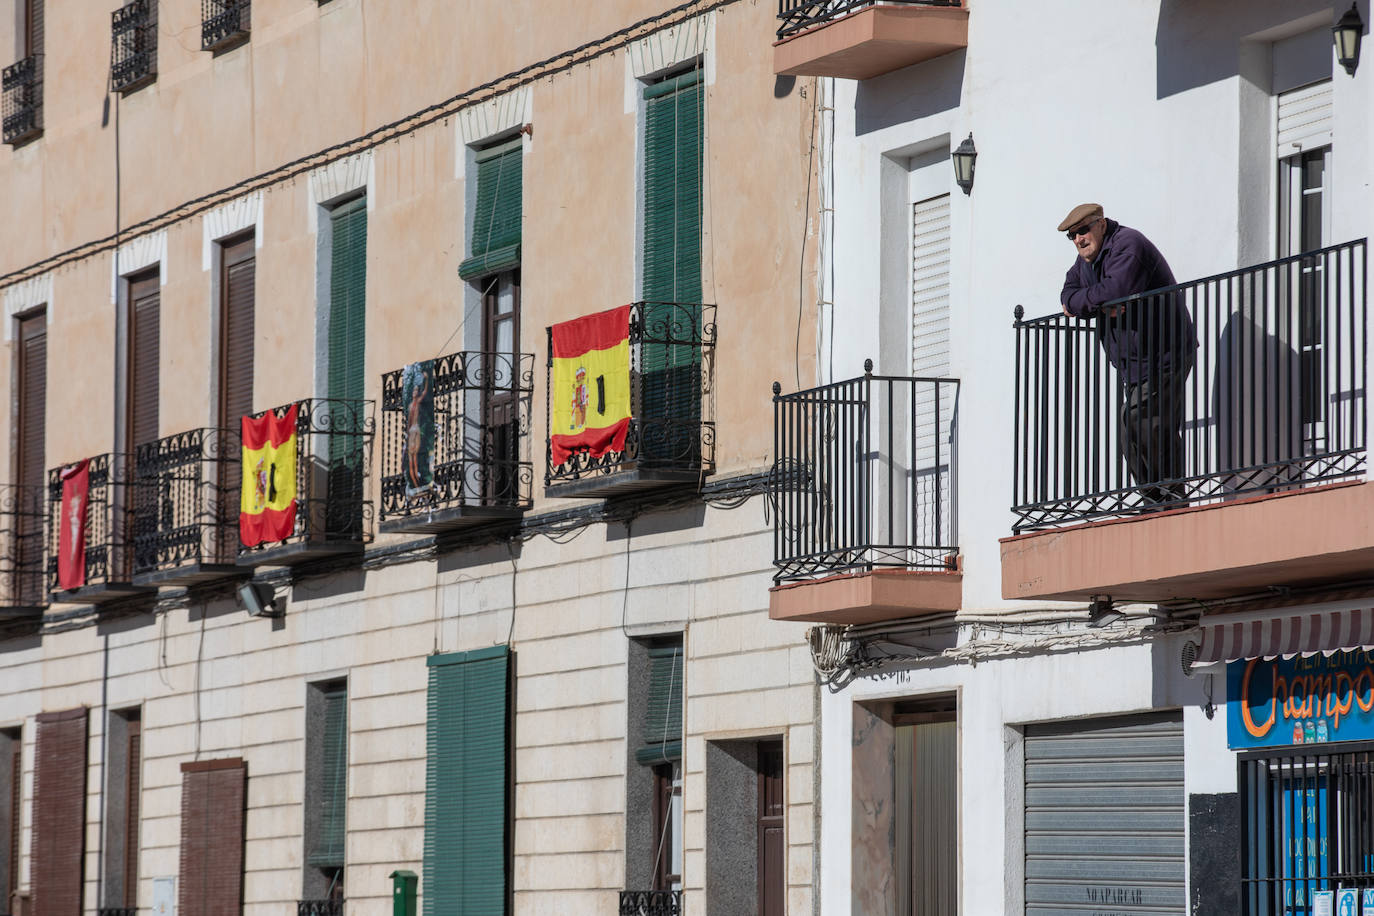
left=303, top=680, right=347, bottom=903
left=1241, top=743, right=1374, bottom=915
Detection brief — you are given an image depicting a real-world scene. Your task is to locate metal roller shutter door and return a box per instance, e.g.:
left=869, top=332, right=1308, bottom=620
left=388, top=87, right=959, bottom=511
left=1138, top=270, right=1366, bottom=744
left=1025, top=712, right=1185, bottom=915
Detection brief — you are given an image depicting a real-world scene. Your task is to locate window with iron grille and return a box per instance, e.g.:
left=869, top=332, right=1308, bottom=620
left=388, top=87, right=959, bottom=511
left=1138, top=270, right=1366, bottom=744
left=625, top=637, right=683, bottom=897
left=0, top=727, right=20, bottom=912
left=1240, top=743, right=1374, bottom=914
left=303, top=680, right=347, bottom=903
left=2, top=0, right=43, bottom=145
left=110, top=0, right=156, bottom=93
left=101, top=709, right=141, bottom=912
left=201, top=0, right=249, bottom=52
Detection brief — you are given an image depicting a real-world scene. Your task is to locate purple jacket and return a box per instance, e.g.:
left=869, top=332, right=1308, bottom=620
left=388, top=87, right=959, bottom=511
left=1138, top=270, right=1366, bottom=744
left=1060, top=220, right=1196, bottom=382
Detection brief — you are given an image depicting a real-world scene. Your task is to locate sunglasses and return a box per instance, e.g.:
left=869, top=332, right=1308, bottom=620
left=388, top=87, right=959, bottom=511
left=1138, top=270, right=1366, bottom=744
left=1066, top=220, right=1098, bottom=240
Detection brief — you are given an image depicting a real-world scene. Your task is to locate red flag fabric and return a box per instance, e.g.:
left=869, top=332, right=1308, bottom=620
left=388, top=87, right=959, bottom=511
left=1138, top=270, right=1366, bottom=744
left=239, top=404, right=299, bottom=547
left=58, top=460, right=90, bottom=591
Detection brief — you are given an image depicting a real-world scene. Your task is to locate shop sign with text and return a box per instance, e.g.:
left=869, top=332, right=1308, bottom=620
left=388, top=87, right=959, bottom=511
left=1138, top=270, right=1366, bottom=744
left=1227, top=651, right=1374, bottom=750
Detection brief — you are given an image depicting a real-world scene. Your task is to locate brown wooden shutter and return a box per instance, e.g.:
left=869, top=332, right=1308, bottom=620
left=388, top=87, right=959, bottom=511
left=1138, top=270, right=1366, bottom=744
left=125, top=716, right=141, bottom=908
left=17, top=312, right=46, bottom=493
left=219, top=239, right=255, bottom=429
left=128, top=273, right=160, bottom=451
left=32, top=707, right=87, bottom=916
left=757, top=741, right=784, bottom=916
left=25, top=0, right=43, bottom=59
left=178, top=758, right=245, bottom=916
left=5, top=730, right=20, bottom=904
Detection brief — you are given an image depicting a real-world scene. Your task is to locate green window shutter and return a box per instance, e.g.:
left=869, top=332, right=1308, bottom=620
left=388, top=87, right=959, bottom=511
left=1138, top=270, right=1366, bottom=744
left=641, top=68, right=703, bottom=308
left=424, top=645, right=510, bottom=916
left=328, top=197, right=367, bottom=405
left=459, top=139, right=523, bottom=280
left=307, top=687, right=347, bottom=868
left=635, top=643, right=683, bottom=767
left=640, top=70, right=703, bottom=459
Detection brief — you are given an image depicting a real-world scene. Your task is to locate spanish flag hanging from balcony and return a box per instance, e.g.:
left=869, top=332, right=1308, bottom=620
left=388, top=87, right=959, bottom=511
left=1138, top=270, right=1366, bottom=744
left=550, top=304, right=632, bottom=464
left=57, top=459, right=90, bottom=591
left=240, top=404, right=299, bottom=547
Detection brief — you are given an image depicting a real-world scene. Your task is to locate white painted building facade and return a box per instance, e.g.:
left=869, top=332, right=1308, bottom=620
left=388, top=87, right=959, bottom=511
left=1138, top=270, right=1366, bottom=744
left=793, top=0, right=1374, bottom=912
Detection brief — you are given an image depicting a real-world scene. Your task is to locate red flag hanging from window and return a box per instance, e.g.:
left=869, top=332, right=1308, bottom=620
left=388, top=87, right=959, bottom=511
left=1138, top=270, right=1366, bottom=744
left=57, top=460, right=90, bottom=591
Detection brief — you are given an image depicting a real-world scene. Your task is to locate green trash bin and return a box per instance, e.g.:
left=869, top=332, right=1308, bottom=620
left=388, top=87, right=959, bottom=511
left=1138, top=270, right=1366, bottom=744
left=389, top=870, right=418, bottom=916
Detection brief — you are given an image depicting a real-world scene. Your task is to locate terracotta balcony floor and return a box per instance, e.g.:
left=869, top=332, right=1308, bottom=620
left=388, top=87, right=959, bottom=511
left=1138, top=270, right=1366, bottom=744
left=770, top=567, right=962, bottom=626
left=1001, top=480, right=1374, bottom=604
left=774, top=5, right=969, bottom=80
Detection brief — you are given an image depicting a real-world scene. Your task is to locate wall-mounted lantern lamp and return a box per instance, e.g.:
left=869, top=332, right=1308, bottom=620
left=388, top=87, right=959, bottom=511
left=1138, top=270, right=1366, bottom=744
left=951, top=133, right=977, bottom=195
left=1334, top=3, right=1364, bottom=76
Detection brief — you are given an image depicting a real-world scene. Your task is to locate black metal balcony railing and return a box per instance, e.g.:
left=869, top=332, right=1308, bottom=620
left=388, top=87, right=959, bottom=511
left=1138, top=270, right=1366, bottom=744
left=776, top=0, right=959, bottom=40
left=380, top=351, right=535, bottom=524
left=545, top=301, right=716, bottom=489
left=98, top=908, right=137, bottom=916
left=1012, top=239, right=1368, bottom=532
left=773, top=364, right=958, bottom=583
left=619, top=890, right=683, bottom=916
left=2, top=55, right=41, bottom=145
left=297, top=900, right=343, bottom=916
left=237, top=398, right=374, bottom=557
left=46, top=454, right=137, bottom=593
left=0, top=484, right=49, bottom=611
left=111, top=0, right=157, bottom=92
left=133, top=427, right=240, bottom=578
left=201, top=0, right=250, bottom=51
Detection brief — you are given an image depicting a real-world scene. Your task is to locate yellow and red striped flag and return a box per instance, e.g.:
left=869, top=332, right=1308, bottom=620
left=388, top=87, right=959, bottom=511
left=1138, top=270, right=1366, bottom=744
left=240, top=404, right=298, bottom=547
left=550, top=305, right=632, bottom=464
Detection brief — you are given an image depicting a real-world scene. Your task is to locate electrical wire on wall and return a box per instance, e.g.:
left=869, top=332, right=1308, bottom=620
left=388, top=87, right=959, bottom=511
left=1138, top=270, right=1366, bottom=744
left=0, top=0, right=744, bottom=291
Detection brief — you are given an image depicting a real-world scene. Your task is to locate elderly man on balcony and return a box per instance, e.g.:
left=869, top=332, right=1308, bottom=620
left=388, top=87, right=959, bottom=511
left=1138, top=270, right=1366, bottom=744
left=1059, top=203, right=1197, bottom=507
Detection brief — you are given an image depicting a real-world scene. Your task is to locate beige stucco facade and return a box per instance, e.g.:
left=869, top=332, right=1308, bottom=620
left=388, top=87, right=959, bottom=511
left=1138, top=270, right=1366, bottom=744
left=0, top=0, right=820, bottom=913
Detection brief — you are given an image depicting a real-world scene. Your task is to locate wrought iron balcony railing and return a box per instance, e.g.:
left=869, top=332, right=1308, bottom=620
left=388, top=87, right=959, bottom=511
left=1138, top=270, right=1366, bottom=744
left=201, top=0, right=250, bottom=51
left=0, top=484, right=49, bottom=617
left=98, top=908, right=137, bottom=916
left=111, top=0, right=157, bottom=92
left=776, top=0, right=959, bottom=40
left=1012, top=238, right=1368, bottom=532
left=237, top=398, right=374, bottom=562
left=381, top=351, right=534, bottom=531
left=132, top=427, right=241, bottom=583
left=773, top=364, right=958, bottom=582
left=545, top=301, right=716, bottom=493
left=619, top=891, right=682, bottom=916
left=2, top=55, right=41, bottom=145
left=46, top=454, right=146, bottom=598
left=297, top=901, right=343, bottom=916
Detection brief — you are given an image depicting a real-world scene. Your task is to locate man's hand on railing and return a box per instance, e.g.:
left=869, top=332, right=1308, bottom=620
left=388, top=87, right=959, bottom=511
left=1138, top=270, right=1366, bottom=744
left=1060, top=301, right=1125, bottom=318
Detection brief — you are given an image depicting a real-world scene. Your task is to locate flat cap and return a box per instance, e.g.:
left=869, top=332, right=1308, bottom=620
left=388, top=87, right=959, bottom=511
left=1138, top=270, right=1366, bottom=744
left=1057, top=203, right=1104, bottom=233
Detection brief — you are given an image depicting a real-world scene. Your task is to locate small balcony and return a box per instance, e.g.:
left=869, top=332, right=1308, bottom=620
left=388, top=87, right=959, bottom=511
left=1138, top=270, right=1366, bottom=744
left=111, top=0, right=157, bottom=93
left=237, top=398, right=374, bottom=568
left=0, top=485, right=49, bottom=635
left=544, top=301, right=716, bottom=499
left=2, top=56, right=41, bottom=146
left=770, top=364, right=960, bottom=625
left=774, top=0, right=968, bottom=81
left=131, top=427, right=245, bottom=587
left=201, top=0, right=249, bottom=52
left=1003, top=239, right=1368, bottom=604
left=619, top=891, right=682, bottom=916
left=46, top=454, right=155, bottom=605
left=379, top=351, right=534, bottom=535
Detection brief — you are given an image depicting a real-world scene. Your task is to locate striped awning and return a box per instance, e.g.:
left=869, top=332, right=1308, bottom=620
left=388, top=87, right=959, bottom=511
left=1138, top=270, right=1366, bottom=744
left=1188, top=607, right=1374, bottom=666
